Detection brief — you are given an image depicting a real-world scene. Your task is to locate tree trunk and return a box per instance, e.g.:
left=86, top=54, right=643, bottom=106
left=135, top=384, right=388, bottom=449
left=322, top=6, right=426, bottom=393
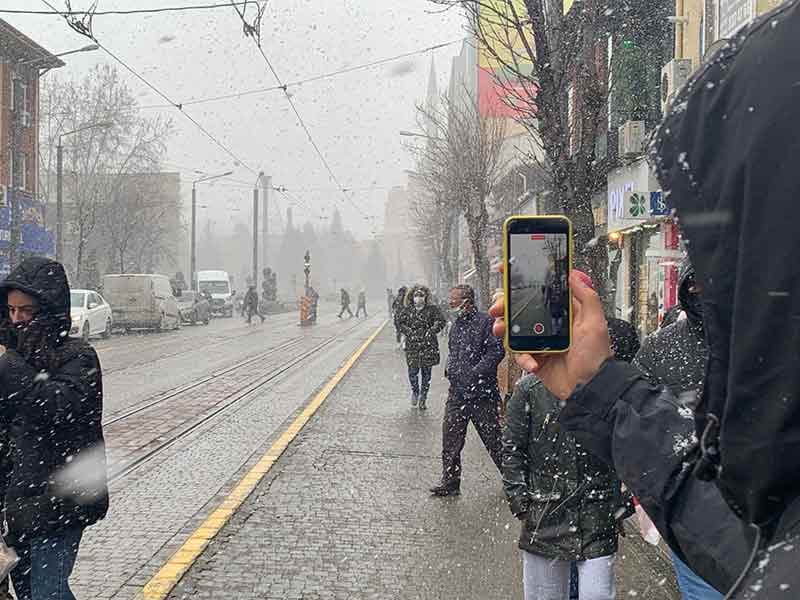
left=466, top=207, right=491, bottom=310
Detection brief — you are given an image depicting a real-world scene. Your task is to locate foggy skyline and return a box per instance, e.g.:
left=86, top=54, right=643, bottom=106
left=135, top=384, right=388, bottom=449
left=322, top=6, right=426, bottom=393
left=4, top=0, right=467, bottom=239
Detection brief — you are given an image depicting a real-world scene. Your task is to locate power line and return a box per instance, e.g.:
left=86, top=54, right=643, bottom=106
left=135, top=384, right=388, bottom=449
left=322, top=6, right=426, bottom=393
left=133, top=40, right=461, bottom=111
left=1, top=2, right=250, bottom=16
left=40, top=0, right=258, bottom=176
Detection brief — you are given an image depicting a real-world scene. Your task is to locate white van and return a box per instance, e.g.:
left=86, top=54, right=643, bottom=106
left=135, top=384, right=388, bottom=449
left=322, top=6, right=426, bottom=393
left=196, top=270, right=234, bottom=317
left=102, top=274, right=181, bottom=332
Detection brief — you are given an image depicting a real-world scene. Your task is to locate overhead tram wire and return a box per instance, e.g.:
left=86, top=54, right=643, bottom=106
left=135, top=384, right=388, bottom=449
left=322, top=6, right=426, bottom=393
left=1, top=2, right=252, bottom=16
left=39, top=0, right=258, bottom=177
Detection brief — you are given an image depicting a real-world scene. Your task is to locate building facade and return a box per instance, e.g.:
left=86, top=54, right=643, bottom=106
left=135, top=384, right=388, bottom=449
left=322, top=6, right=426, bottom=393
left=0, top=19, right=63, bottom=274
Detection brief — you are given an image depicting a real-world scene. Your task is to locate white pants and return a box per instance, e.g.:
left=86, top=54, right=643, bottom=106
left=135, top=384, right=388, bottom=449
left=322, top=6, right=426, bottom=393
left=522, top=551, right=616, bottom=600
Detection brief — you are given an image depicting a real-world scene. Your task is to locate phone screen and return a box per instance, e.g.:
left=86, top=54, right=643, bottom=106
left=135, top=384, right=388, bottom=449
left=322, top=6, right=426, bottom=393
left=506, top=218, right=571, bottom=352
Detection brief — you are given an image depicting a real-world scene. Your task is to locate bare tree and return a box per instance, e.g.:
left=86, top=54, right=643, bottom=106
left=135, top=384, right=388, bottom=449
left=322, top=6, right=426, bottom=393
left=408, top=175, right=457, bottom=292
left=38, top=65, right=172, bottom=284
left=412, top=91, right=507, bottom=306
left=430, top=0, right=625, bottom=301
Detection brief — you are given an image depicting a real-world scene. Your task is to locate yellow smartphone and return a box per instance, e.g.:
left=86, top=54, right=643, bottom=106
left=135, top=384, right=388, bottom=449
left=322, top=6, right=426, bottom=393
left=503, top=215, right=573, bottom=354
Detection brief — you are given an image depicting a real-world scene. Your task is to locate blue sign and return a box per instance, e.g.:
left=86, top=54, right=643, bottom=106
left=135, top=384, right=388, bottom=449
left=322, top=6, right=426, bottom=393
left=0, top=190, right=54, bottom=258
left=650, top=191, right=669, bottom=216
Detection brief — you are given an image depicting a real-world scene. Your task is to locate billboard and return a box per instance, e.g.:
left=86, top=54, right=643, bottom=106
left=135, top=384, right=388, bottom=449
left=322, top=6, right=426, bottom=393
left=477, top=0, right=535, bottom=118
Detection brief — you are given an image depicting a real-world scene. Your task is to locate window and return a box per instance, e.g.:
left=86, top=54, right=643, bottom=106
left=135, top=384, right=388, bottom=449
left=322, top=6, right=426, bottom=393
left=11, top=153, right=27, bottom=191
left=11, top=76, right=27, bottom=114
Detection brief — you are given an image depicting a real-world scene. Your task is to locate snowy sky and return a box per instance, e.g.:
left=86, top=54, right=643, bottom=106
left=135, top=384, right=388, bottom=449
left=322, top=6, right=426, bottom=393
left=3, top=0, right=466, bottom=239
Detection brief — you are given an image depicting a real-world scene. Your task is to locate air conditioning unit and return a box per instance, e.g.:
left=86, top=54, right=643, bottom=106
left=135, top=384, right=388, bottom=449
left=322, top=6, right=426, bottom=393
left=618, top=120, right=645, bottom=158
left=661, top=59, right=692, bottom=114
left=20, top=111, right=32, bottom=128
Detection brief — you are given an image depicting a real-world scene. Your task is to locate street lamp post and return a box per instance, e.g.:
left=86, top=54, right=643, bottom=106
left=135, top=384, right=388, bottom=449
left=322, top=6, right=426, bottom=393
left=56, top=121, right=113, bottom=262
left=253, top=171, right=264, bottom=292
left=191, top=170, right=233, bottom=290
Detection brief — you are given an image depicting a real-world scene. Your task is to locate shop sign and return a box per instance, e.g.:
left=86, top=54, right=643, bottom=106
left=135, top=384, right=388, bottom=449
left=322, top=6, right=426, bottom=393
left=718, top=0, right=756, bottom=39
left=607, top=158, right=662, bottom=233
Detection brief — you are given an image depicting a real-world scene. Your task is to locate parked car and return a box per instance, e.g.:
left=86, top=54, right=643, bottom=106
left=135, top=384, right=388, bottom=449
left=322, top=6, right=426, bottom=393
left=177, top=290, right=211, bottom=325
left=102, top=273, right=181, bottom=332
left=70, top=289, right=113, bottom=341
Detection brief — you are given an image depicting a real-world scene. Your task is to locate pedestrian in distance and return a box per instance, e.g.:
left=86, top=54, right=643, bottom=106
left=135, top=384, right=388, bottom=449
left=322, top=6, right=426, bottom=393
left=396, top=285, right=446, bottom=410
left=0, top=257, right=109, bottom=600
left=356, top=289, right=368, bottom=318
left=503, top=318, right=639, bottom=600
left=338, top=288, right=353, bottom=319
left=243, top=285, right=264, bottom=324
left=387, top=288, right=395, bottom=315
left=633, top=261, right=729, bottom=600
left=488, top=4, right=800, bottom=592
left=430, top=284, right=505, bottom=497
left=392, top=286, right=407, bottom=347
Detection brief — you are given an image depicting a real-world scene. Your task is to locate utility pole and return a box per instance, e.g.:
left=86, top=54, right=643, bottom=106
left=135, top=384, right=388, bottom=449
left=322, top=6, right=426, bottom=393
left=56, top=142, right=63, bottom=261
left=252, top=184, right=259, bottom=290
left=262, top=175, right=271, bottom=271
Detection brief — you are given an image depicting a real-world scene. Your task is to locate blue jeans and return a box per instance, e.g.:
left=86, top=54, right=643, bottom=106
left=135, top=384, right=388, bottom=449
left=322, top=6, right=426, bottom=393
left=408, top=365, right=432, bottom=397
left=671, top=551, right=723, bottom=600
left=11, top=528, right=84, bottom=600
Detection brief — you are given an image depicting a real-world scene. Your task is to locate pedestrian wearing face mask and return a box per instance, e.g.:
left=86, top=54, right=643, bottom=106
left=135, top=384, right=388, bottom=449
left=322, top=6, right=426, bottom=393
left=430, top=284, right=505, bottom=497
left=396, top=285, right=446, bottom=410
left=0, top=257, right=109, bottom=600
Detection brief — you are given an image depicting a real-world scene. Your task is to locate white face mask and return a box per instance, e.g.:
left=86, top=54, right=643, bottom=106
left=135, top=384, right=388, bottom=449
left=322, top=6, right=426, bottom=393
left=449, top=300, right=467, bottom=317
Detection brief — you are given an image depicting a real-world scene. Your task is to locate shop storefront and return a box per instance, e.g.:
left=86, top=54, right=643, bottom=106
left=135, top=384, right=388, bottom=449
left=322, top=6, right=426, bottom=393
left=607, top=158, right=684, bottom=337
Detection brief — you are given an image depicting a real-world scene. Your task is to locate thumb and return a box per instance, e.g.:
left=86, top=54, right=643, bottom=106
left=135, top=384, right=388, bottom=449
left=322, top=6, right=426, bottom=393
left=569, top=270, right=603, bottom=327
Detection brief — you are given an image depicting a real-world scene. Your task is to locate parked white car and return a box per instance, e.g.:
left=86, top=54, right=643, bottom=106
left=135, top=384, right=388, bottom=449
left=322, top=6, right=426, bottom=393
left=70, top=289, right=113, bottom=340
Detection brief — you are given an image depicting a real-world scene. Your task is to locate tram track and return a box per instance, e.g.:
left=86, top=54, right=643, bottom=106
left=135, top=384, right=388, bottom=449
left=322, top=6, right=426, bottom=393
left=106, top=319, right=368, bottom=483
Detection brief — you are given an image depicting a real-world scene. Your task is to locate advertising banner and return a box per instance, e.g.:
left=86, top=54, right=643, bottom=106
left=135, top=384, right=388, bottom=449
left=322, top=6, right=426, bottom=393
left=477, top=0, right=535, bottom=118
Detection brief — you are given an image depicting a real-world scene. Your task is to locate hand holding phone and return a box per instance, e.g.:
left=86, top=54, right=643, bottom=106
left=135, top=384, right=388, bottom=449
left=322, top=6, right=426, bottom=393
left=490, top=270, right=612, bottom=400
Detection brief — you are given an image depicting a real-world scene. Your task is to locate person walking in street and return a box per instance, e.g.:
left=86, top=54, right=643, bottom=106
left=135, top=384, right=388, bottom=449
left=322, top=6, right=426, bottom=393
left=392, top=286, right=407, bottom=347
left=0, top=257, right=109, bottom=600
left=243, top=285, right=264, bottom=324
left=503, top=318, right=639, bottom=600
left=430, top=284, right=505, bottom=497
left=397, top=285, right=446, bottom=410
left=387, top=288, right=395, bottom=315
left=356, top=289, right=368, bottom=318
left=633, top=261, right=726, bottom=600
left=338, top=288, right=353, bottom=319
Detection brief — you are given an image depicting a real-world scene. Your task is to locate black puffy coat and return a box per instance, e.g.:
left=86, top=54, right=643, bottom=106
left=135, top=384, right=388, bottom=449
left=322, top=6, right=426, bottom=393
left=0, top=257, right=109, bottom=544
left=396, top=286, right=446, bottom=369
left=634, top=262, right=707, bottom=409
left=503, top=375, right=623, bottom=560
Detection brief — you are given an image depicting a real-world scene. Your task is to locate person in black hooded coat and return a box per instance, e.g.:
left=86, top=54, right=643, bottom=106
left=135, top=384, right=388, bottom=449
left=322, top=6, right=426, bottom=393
left=0, top=257, right=109, bottom=600
left=490, top=3, right=800, bottom=596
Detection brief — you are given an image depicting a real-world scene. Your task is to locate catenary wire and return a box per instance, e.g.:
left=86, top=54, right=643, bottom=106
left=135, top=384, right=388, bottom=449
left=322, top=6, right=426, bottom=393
left=40, top=0, right=259, bottom=176
left=1, top=2, right=250, bottom=16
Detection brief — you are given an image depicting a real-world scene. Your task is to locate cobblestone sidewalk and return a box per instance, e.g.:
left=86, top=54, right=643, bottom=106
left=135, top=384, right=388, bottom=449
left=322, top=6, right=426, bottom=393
left=167, top=326, right=678, bottom=599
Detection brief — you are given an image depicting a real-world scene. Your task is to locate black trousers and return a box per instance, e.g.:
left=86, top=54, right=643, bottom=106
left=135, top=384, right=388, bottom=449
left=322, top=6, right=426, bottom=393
left=441, top=389, right=503, bottom=485
left=356, top=303, right=367, bottom=317
left=339, top=304, right=353, bottom=318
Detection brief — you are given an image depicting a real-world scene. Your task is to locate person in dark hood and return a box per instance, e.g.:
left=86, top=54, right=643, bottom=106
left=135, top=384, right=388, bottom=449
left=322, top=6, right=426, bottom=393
left=503, top=319, right=638, bottom=600
left=392, top=286, right=408, bottom=347
left=396, top=285, right=446, bottom=410
left=430, top=284, right=505, bottom=497
left=0, top=257, right=108, bottom=600
left=490, top=3, right=800, bottom=596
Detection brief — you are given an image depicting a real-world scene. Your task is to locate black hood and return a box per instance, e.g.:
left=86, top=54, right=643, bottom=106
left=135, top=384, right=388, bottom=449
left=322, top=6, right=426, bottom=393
left=0, top=257, right=71, bottom=334
left=677, top=260, right=703, bottom=331
left=648, top=0, right=800, bottom=524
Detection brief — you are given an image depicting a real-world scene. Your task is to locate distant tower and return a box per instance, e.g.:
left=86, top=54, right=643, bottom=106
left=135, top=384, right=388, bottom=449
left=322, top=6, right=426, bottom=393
left=424, top=56, right=438, bottom=139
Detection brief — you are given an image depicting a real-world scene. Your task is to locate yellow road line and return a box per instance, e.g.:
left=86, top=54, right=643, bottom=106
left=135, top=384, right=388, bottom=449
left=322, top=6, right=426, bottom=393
left=139, top=321, right=387, bottom=600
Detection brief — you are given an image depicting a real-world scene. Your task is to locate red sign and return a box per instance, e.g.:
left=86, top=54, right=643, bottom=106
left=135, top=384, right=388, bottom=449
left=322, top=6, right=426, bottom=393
left=531, top=234, right=545, bottom=240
